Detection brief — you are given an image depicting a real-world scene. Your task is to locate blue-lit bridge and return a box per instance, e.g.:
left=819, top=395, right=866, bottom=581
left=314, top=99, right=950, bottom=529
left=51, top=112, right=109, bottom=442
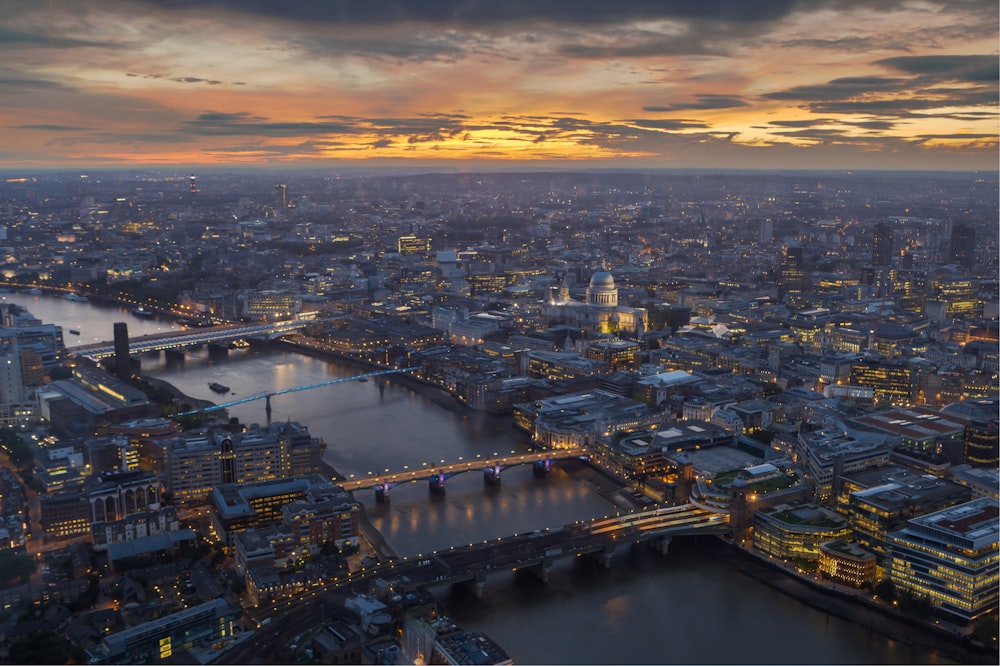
left=172, top=367, right=421, bottom=417
left=339, top=447, right=589, bottom=502
left=67, top=319, right=319, bottom=360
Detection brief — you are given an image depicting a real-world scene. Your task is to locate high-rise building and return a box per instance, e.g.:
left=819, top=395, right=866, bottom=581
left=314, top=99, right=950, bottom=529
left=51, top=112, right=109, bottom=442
left=948, top=223, right=976, bottom=270
left=778, top=246, right=809, bottom=300
left=275, top=183, right=288, bottom=210
left=759, top=218, right=773, bottom=244
left=872, top=222, right=893, bottom=267
left=113, top=322, right=130, bottom=381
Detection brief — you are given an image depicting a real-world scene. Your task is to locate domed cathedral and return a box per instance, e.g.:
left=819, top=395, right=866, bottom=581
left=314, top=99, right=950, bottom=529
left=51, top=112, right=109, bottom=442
left=542, top=267, right=646, bottom=338
left=587, top=269, right=618, bottom=307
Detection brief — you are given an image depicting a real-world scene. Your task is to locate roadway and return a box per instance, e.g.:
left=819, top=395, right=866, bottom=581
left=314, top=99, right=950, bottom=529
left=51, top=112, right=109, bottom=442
left=339, top=448, right=589, bottom=492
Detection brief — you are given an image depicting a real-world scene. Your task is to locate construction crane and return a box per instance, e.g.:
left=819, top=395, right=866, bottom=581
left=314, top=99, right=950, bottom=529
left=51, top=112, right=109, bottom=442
left=174, top=366, right=421, bottom=418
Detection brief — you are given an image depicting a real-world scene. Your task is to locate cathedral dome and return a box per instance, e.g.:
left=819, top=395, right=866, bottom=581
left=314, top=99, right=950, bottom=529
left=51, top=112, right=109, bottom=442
left=589, top=270, right=615, bottom=289
left=587, top=269, right=618, bottom=308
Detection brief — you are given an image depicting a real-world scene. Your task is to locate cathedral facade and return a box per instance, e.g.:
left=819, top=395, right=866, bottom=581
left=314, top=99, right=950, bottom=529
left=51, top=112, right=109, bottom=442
left=541, top=269, right=647, bottom=338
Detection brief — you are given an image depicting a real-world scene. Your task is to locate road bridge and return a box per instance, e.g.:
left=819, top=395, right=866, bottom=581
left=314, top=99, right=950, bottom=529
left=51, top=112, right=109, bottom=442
left=67, top=319, right=319, bottom=360
left=339, top=448, right=589, bottom=502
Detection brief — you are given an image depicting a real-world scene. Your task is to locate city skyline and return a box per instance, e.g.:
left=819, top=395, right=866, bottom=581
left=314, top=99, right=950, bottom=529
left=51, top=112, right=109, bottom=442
left=1, top=0, right=997, bottom=171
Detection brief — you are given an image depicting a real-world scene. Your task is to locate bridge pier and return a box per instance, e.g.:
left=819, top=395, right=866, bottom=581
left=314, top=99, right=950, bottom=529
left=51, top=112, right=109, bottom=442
left=533, top=459, right=551, bottom=478
left=527, top=556, right=552, bottom=583
left=207, top=342, right=229, bottom=358
left=588, top=545, right=615, bottom=569
left=164, top=348, right=186, bottom=363
left=649, top=535, right=672, bottom=555
left=483, top=466, right=502, bottom=487
left=473, top=570, right=487, bottom=599
left=375, top=485, right=390, bottom=504
left=429, top=474, right=446, bottom=496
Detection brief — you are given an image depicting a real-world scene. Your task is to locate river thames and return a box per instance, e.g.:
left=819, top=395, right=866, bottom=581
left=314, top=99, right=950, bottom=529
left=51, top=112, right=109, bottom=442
left=9, top=292, right=958, bottom=664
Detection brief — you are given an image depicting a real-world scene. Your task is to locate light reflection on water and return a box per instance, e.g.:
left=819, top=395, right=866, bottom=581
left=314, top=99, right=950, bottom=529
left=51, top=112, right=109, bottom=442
left=15, top=293, right=954, bottom=665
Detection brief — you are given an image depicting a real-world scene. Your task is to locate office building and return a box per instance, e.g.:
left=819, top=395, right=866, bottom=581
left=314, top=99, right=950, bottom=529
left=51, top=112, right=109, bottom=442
left=397, top=235, right=432, bottom=255
left=210, top=473, right=358, bottom=546
left=513, top=389, right=655, bottom=450
left=753, top=500, right=852, bottom=562
left=87, top=599, right=239, bottom=664
left=841, top=467, right=971, bottom=556
left=887, top=498, right=999, bottom=624
left=164, top=423, right=325, bottom=503
left=794, top=429, right=892, bottom=504
left=240, top=290, right=302, bottom=321
left=849, top=358, right=923, bottom=407
left=948, top=223, right=976, bottom=270
left=872, top=222, right=893, bottom=267
left=963, top=420, right=999, bottom=468
left=818, top=540, right=878, bottom=588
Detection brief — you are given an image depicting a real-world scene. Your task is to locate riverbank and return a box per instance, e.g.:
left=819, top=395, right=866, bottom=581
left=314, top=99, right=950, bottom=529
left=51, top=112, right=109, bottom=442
left=277, top=338, right=472, bottom=417
left=706, top=538, right=996, bottom=665
left=136, top=374, right=226, bottom=421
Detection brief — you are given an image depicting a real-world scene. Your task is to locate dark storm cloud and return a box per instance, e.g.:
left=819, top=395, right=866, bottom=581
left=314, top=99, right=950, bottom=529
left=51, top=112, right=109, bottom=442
left=769, top=128, right=854, bottom=139
left=809, top=90, right=999, bottom=116
left=171, top=76, right=224, bottom=85
left=643, top=95, right=748, bottom=112
left=761, top=56, right=999, bottom=118
left=625, top=119, right=710, bottom=130
left=12, top=124, right=93, bottom=131
left=874, top=55, right=999, bottom=82
left=915, top=133, right=997, bottom=141
left=767, top=119, right=836, bottom=128
left=763, top=77, right=908, bottom=101
left=779, top=36, right=907, bottom=52
left=143, top=0, right=813, bottom=26
left=842, top=120, right=897, bottom=130
left=182, top=110, right=475, bottom=143
left=765, top=118, right=898, bottom=131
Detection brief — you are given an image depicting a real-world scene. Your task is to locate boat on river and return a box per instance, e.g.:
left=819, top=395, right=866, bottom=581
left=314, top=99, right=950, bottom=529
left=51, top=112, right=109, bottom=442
left=208, top=382, right=231, bottom=394
left=64, top=293, right=88, bottom=302
left=69, top=329, right=80, bottom=335
left=131, top=306, right=154, bottom=318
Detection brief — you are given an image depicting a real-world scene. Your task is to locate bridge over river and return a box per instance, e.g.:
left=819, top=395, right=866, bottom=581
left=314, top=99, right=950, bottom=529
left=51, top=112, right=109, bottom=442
left=340, top=448, right=590, bottom=502
left=262, top=503, right=728, bottom=614
left=67, top=319, right=318, bottom=360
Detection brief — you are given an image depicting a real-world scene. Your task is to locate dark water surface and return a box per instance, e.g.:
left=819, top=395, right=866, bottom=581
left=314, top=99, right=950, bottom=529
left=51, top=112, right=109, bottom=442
left=14, top=292, right=956, bottom=664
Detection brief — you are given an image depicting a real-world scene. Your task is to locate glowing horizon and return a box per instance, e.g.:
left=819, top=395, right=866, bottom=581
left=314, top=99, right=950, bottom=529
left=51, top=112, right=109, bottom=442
left=2, top=0, right=997, bottom=171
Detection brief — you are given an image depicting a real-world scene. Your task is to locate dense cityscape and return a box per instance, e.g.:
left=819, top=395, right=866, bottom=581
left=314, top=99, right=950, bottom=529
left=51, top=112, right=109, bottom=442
left=0, top=168, right=995, bottom=664
left=1, top=0, right=998, bottom=663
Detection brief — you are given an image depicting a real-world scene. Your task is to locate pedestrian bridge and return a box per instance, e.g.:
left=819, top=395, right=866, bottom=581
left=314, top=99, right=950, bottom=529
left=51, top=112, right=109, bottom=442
left=67, top=320, right=317, bottom=360
left=339, top=448, right=589, bottom=502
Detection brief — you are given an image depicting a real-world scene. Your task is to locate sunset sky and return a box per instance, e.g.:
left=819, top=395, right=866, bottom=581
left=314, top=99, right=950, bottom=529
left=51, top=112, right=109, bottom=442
left=2, top=0, right=997, bottom=170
